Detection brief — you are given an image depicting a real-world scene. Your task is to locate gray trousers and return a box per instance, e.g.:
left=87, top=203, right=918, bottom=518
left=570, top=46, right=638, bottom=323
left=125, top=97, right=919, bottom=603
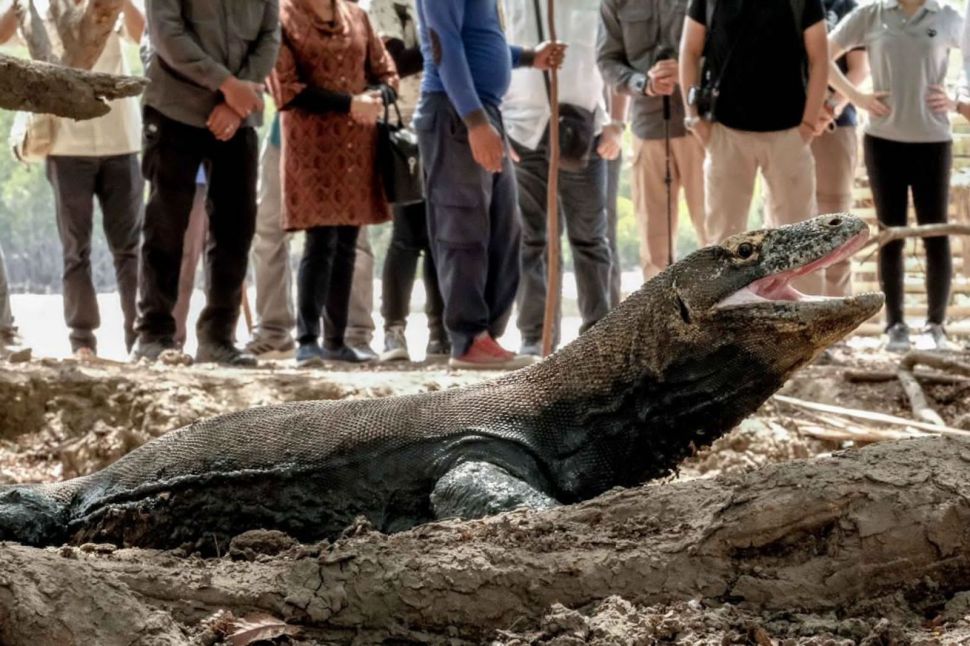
left=46, top=154, right=143, bottom=352
left=0, top=240, right=13, bottom=331
left=414, top=93, right=521, bottom=356
left=251, top=139, right=295, bottom=345
left=251, top=139, right=375, bottom=346
left=345, top=227, right=375, bottom=346
left=512, top=135, right=611, bottom=347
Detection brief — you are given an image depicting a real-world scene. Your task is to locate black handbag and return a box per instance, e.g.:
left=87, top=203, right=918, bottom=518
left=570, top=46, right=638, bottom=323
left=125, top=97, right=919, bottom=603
left=531, top=0, right=596, bottom=172
left=377, top=98, right=424, bottom=206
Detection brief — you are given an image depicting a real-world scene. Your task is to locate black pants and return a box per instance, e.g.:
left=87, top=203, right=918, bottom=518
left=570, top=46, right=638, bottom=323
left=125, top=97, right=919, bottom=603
left=46, top=154, right=142, bottom=352
left=380, top=200, right=445, bottom=340
left=297, top=225, right=359, bottom=348
left=414, top=93, right=521, bottom=356
left=137, top=107, right=258, bottom=345
left=863, top=135, right=952, bottom=328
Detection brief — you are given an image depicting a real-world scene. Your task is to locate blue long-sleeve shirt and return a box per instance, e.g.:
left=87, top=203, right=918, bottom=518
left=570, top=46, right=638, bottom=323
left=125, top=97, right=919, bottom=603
left=416, top=0, right=529, bottom=123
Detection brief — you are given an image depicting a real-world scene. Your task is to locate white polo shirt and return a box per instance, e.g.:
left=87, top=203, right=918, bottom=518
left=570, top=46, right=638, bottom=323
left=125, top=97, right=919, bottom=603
left=831, top=0, right=963, bottom=143
left=49, top=27, right=142, bottom=157
left=501, top=0, right=609, bottom=151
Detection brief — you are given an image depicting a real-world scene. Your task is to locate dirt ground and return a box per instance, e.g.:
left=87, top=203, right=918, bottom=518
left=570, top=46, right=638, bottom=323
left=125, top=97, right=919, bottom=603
left=1, top=345, right=969, bottom=645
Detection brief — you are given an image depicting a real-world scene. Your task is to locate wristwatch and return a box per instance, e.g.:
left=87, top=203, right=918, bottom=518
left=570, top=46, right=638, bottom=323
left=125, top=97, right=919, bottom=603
left=684, top=115, right=702, bottom=131
left=608, top=120, right=627, bottom=133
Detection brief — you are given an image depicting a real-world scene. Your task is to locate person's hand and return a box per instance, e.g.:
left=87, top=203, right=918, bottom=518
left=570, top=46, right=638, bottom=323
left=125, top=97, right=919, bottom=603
left=691, top=119, right=712, bottom=148
left=927, top=84, right=957, bottom=114
left=219, top=76, right=264, bottom=118
left=597, top=123, right=623, bottom=161
left=854, top=90, right=891, bottom=118
left=533, top=41, right=567, bottom=71
left=647, top=59, right=678, bottom=96
left=207, top=103, right=242, bottom=141
left=350, top=90, right=384, bottom=124
left=468, top=122, right=505, bottom=173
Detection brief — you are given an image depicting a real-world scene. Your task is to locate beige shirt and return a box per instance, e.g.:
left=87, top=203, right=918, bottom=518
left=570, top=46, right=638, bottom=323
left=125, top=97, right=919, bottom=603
left=50, top=28, right=142, bottom=157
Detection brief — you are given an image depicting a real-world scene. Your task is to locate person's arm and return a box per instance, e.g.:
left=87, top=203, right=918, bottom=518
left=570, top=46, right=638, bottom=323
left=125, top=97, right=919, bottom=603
left=364, top=12, right=400, bottom=93
left=596, top=0, right=643, bottom=96
left=122, top=0, right=145, bottom=44
left=800, top=20, right=829, bottom=142
left=828, top=37, right=889, bottom=117
left=597, top=91, right=629, bottom=161
left=0, top=1, right=18, bottom=45
left=237, top=0, right=281, bottom=84
left=422, top=0, right=485, bottom=126
left=679, top=15, right=710, bottom=144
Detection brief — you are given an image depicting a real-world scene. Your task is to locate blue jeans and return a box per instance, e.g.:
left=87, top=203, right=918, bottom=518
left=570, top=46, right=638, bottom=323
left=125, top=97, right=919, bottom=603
left=414, top=93, right=522, bottom=357
left=511, top=134, right=611, bottom=347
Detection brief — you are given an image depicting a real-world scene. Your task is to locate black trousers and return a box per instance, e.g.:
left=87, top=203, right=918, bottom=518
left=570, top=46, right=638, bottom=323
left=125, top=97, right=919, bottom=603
left=380, top=200, right=445, bottom=339
left=297, top=225, right=359, bottom=348
left=137, top=107, right=259, bottom=345
left=863, top=135, right=952, bottom=328
left=46, top=154, right=142, bottom=352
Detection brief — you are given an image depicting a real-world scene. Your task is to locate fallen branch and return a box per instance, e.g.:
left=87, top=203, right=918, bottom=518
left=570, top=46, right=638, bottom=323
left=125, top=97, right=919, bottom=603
left=860, top=223, right=970, bottom=251
left=795, top=423, right=912, bottom=444
left=773, top=394, right=970, bottom=438
left=0, top=53, right=146, bottom=119
left=2, top=437, right=970, bottom=645
left=900, top=351, right=970, bottom=377
left=844, top=369, right=970, bottom=385
left=896, top=366, right=945, bottom=426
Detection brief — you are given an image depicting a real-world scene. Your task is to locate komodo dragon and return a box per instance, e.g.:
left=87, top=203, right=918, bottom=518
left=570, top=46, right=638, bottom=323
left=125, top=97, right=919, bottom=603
left=0, top=214, right=883, bottom=549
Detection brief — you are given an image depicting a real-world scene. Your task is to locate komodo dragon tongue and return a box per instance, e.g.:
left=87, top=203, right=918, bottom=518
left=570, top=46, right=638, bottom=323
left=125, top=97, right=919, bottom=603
left=0, top=215, right=883, bottom=550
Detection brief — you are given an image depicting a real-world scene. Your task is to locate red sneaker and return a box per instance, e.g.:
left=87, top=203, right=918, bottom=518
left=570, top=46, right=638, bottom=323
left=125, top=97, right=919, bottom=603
left=448, top=332, right=536, bottom=370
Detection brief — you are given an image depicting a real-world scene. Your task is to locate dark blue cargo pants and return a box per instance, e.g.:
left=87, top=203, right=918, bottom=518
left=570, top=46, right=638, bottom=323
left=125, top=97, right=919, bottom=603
left=413, top=93, right=522, bottom=357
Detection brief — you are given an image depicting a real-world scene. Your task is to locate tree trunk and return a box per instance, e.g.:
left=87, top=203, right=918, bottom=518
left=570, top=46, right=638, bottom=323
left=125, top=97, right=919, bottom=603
left=1, top=436, right=969, bottom=645
left=0, top=53, right=146, bottom=119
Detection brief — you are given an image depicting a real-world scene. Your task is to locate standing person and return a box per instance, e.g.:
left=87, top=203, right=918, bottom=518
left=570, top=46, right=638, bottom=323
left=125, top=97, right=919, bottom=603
left=598, top=0, right=709, bottom=281
left=269, top=0, right=398, bottom=367
left=504, top=0, right=615, bottom=355
left=245, top=114, right=297, bottom=360
left=367, top=0, right=449, bottom=362
left=0, top=0, right=145, bottom=360
left=680, top=0, right=829, bottom=263
left=811, top=0, right=868, bottom=298
left=828, top=0, right=963, bottom=351
left=134, top=0, right=280, bottom=366
left=414, top=0, right=565, bottom=369
left=0, top=241, right=30, bottom=362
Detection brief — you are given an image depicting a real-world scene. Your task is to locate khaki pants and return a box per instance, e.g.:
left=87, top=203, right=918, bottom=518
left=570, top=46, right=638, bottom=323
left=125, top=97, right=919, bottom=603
left=705, top=123, right=817, bottom=291
left=811, top=125, right=858, bottom=297
left=632, top=135, right=708, bottom=280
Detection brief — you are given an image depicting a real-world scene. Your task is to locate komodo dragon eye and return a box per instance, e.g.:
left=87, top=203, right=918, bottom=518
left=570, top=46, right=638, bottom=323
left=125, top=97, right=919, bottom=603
left=736, top=243, right=755, bottom=259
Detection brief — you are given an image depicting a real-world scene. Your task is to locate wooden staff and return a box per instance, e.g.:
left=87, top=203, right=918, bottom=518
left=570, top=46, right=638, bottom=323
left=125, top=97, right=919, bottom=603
left=540, top=0, right=560, bottom=358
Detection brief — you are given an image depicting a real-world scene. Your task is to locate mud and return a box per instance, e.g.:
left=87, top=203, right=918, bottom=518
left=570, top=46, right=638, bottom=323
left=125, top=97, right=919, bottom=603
left=0, top=349, right=969, bottom=645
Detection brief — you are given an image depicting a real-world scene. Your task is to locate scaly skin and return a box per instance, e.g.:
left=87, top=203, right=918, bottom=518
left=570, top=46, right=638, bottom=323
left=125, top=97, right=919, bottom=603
left=0, top=215, right=883, bottom=550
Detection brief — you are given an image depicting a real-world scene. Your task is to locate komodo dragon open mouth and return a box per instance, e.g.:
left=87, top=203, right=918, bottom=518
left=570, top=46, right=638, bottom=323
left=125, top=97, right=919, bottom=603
left=716, top=230, right=870, bottom=309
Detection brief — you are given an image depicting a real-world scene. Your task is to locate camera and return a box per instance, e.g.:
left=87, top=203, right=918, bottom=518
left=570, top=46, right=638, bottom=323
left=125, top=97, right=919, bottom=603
left=687, top=83, right=717, bottom=121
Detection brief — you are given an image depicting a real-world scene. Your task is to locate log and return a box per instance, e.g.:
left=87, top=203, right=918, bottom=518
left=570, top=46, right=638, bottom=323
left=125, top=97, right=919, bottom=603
left=0, top=52, right=146, bottom=119
left=2, top=437, right=970, bottom=645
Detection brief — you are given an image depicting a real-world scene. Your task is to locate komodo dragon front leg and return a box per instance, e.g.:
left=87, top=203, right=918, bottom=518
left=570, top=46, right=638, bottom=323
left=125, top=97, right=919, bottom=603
left=430, top=461, right=560, bottom=521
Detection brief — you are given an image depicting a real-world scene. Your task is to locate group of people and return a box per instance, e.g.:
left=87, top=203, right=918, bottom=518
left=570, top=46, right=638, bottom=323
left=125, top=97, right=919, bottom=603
left=0, top=0, right=965, bottom=368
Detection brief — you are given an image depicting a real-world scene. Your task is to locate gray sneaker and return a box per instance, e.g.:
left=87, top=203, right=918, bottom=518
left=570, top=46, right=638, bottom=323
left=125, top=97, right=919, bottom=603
left=885, top=323, right=911, bottom=354
left=925, top=323, right=952, bottom=351
left=381, top=326, right=410, bottom=362
left=245, top=336, right=296, bottom=360
left=196, top=342, right=258, bottom=367
left=520, top=340, right=543, bottom=357
left=131, top=337, right=177, bottom=362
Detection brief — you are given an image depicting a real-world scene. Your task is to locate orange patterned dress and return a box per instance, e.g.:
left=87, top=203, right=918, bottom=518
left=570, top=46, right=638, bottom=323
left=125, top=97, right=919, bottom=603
left=269, top=0, right=399, bottom=231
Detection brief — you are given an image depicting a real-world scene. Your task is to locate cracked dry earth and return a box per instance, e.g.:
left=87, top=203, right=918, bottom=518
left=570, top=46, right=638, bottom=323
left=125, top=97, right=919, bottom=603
left=0, top=348, right=969, bottom=645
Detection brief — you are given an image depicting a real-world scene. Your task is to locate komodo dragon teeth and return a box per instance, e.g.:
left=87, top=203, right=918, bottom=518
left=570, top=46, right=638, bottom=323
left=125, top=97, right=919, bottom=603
left=0, top=215, right=883, bottom=550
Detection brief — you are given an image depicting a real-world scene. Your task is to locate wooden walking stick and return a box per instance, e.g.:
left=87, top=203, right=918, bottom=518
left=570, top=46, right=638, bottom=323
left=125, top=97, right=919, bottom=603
left=540, top=0, right=560, bottom=358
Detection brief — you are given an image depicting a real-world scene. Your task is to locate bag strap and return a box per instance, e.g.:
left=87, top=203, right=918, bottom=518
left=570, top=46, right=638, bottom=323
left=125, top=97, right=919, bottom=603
left=704, top=0, right=753, bottom=92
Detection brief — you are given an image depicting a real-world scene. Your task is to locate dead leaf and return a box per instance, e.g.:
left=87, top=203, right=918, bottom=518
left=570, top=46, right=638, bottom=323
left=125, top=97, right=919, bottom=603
left=228, top=612, right=300, bottom=646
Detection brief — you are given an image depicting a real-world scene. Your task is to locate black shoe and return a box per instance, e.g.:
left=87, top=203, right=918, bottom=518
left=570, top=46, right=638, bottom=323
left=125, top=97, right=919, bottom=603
left=131, top=337, right=176, bottom=362
left=425, top=335, right=450, bottom=359
left=296, top=342, right=325, bottom=368
left=196, top=341, right=258, bottom=367
left=322, top=343, right=374, bottom=363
